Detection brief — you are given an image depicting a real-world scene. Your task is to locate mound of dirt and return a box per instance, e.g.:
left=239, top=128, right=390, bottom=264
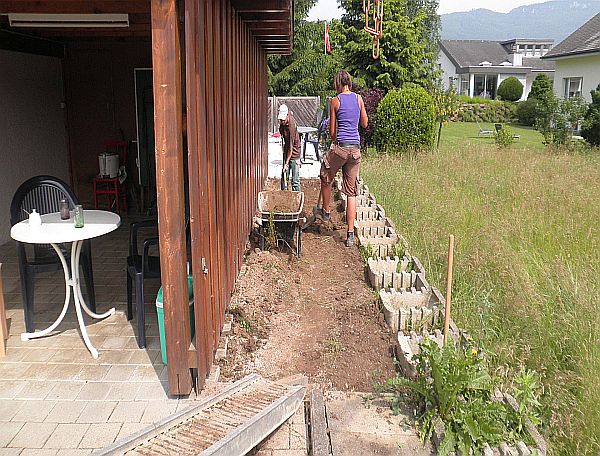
left=219, top=178, right=396, bottom=392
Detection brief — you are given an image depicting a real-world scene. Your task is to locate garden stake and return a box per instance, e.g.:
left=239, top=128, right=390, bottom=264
left=443, top=234, right=454, bottom=345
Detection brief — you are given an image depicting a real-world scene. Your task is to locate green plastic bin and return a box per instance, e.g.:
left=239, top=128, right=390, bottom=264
left=156, top=275, right=195, bottom=365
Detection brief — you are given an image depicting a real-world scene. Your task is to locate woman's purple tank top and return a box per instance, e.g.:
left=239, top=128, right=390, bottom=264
left=336, top=92, right=360, bottom=144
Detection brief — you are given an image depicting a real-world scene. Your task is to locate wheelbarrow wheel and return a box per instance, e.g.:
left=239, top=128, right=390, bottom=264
left=259, top=225, right=265, bottom=251
left=296, top=223, right=302, bottom=257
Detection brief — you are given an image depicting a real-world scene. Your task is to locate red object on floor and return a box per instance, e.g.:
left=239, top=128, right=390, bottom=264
left=92, top=140, right=129, bottom=215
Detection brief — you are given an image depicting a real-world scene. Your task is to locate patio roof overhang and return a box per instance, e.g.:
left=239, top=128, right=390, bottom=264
left=0, top=0, right=293, bottom=54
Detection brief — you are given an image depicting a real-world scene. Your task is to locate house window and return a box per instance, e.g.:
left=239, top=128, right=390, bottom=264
left=564, top=77, right=583, bottom=98
left=533, top=45, right=541, bottom=56
left=460, top=76, right=469, bottom=96
left=474, top=74, right=498, bottom=99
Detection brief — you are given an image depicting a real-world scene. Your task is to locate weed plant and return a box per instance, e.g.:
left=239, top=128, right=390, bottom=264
left=362, top=142, right=600, bottom=454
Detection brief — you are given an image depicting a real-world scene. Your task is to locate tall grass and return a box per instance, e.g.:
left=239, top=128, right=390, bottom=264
left=361, top=144, right=600, bottom=454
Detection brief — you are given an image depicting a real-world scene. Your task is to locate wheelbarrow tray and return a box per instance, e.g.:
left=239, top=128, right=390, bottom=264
left=258, top=190, right=304, bottom=223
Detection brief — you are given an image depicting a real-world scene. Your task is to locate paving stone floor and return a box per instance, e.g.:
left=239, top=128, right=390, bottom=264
left=0, top=220, right=200, bottom=455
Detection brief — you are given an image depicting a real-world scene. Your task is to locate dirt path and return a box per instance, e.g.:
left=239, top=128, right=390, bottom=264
left=219, top=178, right=396, bottom=392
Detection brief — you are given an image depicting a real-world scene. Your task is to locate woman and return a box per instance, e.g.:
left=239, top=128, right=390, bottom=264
left=317, top=70, right=368, bottom=246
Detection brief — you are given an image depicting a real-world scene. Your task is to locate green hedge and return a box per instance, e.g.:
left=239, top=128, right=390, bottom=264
left=457, top=101, right=517, bottom=123
left=374, top=85, right=435, bottom=154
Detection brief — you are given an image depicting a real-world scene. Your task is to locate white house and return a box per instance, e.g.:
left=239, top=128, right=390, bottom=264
left=541, top=13, right=600, bottom=102
left=438, top=39, right=555, bottom=100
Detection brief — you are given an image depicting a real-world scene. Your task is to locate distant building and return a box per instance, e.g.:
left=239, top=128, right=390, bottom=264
left=541, top=13, right=600, bottom=102
left=438, top=39, right=555, bottom=100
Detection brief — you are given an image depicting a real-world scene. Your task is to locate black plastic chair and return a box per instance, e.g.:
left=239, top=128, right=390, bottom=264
left=10, top=175, right=96, bottom=333
left=126, top=220, right=161, bottom=348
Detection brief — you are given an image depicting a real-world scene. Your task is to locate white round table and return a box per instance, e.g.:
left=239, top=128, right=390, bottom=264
left=296, top=126, right=319, bottom=164
left=11, top=210, right=121, bottom=359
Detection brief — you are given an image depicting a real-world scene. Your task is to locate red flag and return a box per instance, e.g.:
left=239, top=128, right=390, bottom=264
left=325, top=21, right=331, bottom=54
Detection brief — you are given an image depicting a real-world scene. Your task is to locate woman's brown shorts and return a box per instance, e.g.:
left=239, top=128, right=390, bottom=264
left=319, top=144, right=361, bottom=197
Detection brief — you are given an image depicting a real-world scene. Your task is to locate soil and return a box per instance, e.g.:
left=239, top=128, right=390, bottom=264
left=219, top=178, right=396, bottom=392
left=260, top=190, right=302, bottom=214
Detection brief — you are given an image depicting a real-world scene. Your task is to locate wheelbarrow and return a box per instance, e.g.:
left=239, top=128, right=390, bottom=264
left=257, top=190, right=305, bottom=257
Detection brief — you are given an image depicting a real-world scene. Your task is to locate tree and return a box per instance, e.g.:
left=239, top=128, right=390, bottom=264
left=338, top=0, right=440, bottom=90
left=432, top=84, right=459, bottom=148
left=497, top=77, right=523, bottom=102
left=268, top=1, right=344, bottom=101
left=528, top=74, right=553, bottom=100
left=581, top=84, right=600, bottom=146
left=404, top=0, right=441, bottom=55
left=268, top=20, right=344, bottom=100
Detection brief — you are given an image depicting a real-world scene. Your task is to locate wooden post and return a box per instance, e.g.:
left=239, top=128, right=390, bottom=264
left=0, top=264, right=8, bottom=357
left=443, top=235, right=455, bottom=345
left=150, top=0, right=193, bottom=395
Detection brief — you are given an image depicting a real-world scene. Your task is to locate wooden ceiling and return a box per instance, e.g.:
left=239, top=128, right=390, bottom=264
left=0, top=0, right=292, bottom=53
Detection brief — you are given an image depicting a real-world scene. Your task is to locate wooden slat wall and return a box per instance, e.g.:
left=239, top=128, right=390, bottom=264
left=183, top=0, right=268, bottom=392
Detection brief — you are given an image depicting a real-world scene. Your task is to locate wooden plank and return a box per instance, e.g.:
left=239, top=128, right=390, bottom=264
left=0, top=264, right=8, bottom=357
left=184, top=0, right=213, bottom=385
left=150, top=0, right=192, bottom=396
left=202, top=0, right=219, bottom=354
left=309, top=389, right=330, bottom=456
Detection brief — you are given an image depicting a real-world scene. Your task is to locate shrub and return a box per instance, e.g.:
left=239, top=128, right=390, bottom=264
left=358, top=88, right=386, bottom=149
left=582, top=84, right=600, bottom=146
left=374, top=85, right=435, bottom=154
left=535, top=92, right=588, bottom=147
left=495, top=125, right=514, bottom=147
left=497, top=77, right=524, bottom=102
left=528, top=74, right=553, bottom=100
left=516, top=98, right=539, bottom=126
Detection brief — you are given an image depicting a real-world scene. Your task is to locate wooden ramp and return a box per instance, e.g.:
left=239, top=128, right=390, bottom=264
left=94, top=374, right=305, bottom=456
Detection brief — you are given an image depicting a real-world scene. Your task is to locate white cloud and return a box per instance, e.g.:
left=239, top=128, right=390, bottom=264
left=307, top=0, right=551, bottom=21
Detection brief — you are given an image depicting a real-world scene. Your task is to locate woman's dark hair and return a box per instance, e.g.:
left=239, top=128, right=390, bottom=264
left=334, top=70, right=353, bottom=91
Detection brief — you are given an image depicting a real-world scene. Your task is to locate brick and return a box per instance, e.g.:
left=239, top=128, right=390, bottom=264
left=9, top=422, right=56, bottom=448
left=135, top=382, right=171, bottom=401
left=56, top=450, right=93, bottom=456
left=45, top=401, right=86, bottom=423
left=78, top=423, right=122, bottom=449
left=0, top=448, right=22, bottom=455
left=106, top=383, right=141, bottom=401
left=140, top=401, right=178, bottom=423
left=18, top=381, right=57, bottom=400
left=75, top=382, right=111, bottom=401
left=115, top=422, right=147, bottom=441
left=76, top=401, right=117, bottom=424
left=0, top=422, right=24, bottom=447
left=12, top=400, right=56, bottom=422
left=262, top=425, right=290, bottom=450
left=46, top=381, right=85, bottom=401
left=19, top=450, right=59, bottom=456
left=289, top=424, right=307, bottom=449
left=0, top=380, right=26, bottom=399
left=44, top=424, right=89, bottom=449
left=0, top=399, right=25, bottom=421
left=108, top=401, right=147, bottom=423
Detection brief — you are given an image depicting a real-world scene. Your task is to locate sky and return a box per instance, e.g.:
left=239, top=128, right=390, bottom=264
left=307, top=0, right=550, bottom=21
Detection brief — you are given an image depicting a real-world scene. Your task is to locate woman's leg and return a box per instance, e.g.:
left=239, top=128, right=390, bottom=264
left=346, top=195, right=356, bottom=232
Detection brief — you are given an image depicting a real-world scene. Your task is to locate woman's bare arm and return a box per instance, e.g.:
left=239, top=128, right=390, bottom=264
left=329, top=96, right=339, bottom=140
left=358, top=95, right=368, bottom=129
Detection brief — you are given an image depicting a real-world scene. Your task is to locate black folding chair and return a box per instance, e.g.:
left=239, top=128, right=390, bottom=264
left=10, top=175, right=95, bottom=333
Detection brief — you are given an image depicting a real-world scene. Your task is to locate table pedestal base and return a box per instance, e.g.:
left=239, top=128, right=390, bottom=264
left=20, top=240, right=115, bottom=359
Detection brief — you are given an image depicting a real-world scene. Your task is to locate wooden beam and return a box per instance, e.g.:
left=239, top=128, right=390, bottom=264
left=184, top=0, right=213, bottom=389
left=232, top=0, right=290, bottom=13
left=239, top=12, right=288, bottom=22
left=151, top=0, right=193, bottom=396
left=0, top=1, right=150, bottom=14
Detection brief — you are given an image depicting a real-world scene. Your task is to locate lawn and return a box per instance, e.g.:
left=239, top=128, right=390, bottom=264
left=361, top=124, right=600, bottom=455
left=439, top=121, right=546, bottom=150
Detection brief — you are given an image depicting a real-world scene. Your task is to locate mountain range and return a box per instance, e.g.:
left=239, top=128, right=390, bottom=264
left=441, top=0, right=600, bottom=42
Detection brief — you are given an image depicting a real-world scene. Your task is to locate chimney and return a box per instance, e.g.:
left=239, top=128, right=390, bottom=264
left=509, top=52, right=523, bottom=67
